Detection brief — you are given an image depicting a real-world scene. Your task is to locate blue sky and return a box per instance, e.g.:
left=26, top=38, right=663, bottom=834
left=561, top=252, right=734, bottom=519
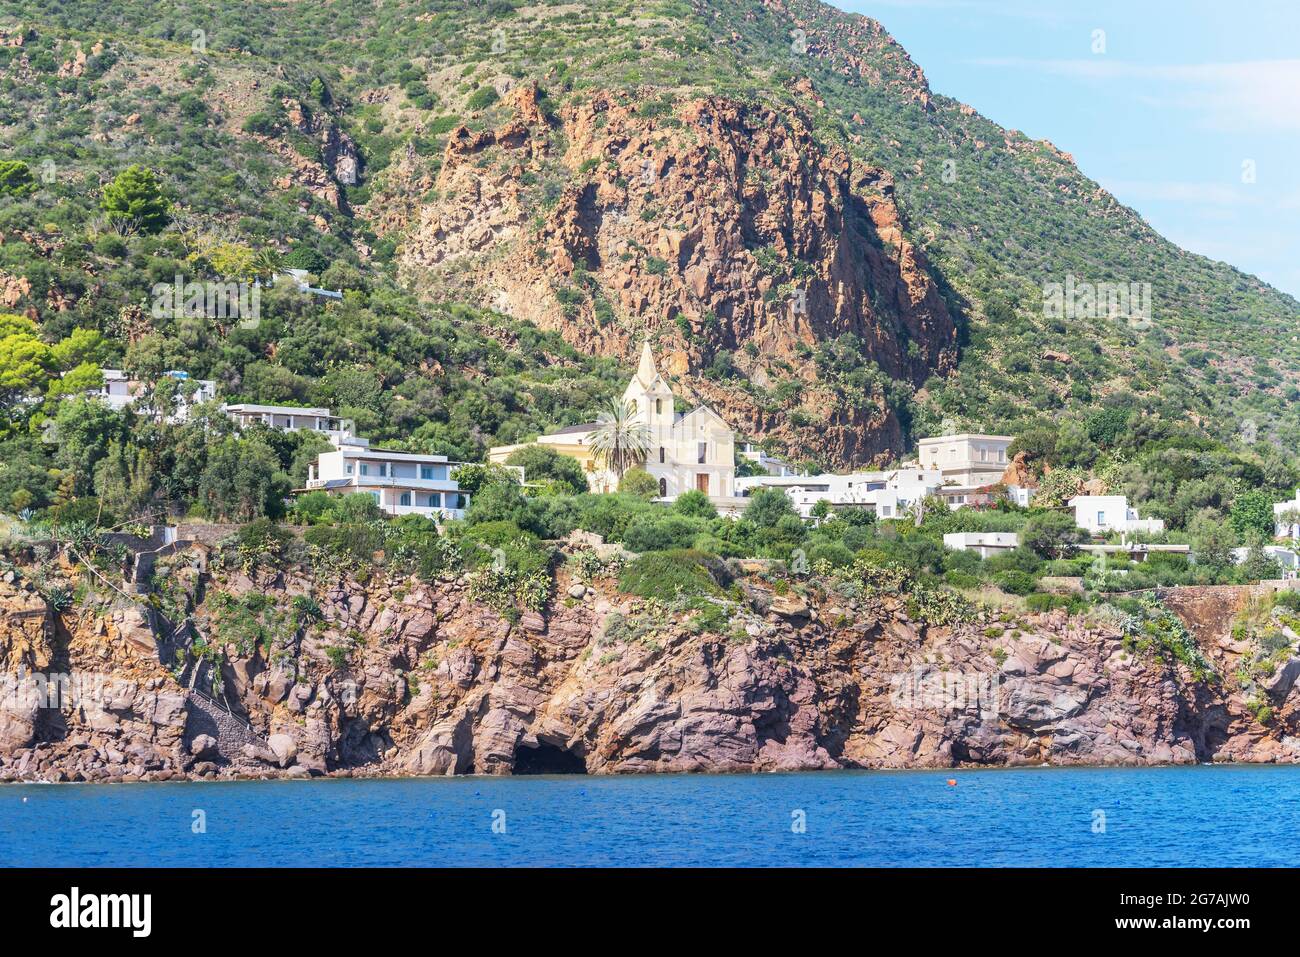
left=830, top=0, right=1300, bottom=298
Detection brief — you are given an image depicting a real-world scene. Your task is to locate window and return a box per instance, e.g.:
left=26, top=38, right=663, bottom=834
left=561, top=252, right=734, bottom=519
left=882, top=506, right=892, bottom=517
left=658, top=478, right=667, bottom=497
left=360, top=463, right=369, bottom=476
left=421, top=465, right=434, bottom=480
left=655, top=398, right=662, bottom=414
left=399, top=492, right=411, bottom=507
left=697, top=441, right=707, bottom=464
left=345, top=463, right=354, bottom=476
left=427, top=493, right=441, bottom=508
left=980, top=448, right=987, bottom=462
left=629, top=400, right=637, bottom=414
left=1097, top=511, right=1106, bottom=526
left=659, top=447, right=665, bottom=464
left=378, top=463, right=388, bottom=477
left=369, top=491, right=380, bottom=504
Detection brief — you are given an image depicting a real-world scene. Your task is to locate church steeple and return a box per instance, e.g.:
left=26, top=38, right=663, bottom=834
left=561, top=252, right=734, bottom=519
left=635, top=340, right=658, bottom=388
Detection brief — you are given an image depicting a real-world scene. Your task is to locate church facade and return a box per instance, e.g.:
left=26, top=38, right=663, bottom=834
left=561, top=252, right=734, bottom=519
left=489, top=343, right=737, bottom=501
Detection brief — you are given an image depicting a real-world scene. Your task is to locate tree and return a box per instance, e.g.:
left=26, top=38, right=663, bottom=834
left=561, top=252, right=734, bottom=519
left=1229, top=490, right=1276, bottom=541
left=101, top=166, right=170, bottom=235
left=745, top=486, right=797, bottom=528
left=1021, top=511, right=1087, bottom=559
left=283, top=246, right=329, bottom=274
left=198, top=437, right=289, bottom=521
left=505, top=444, right=589, bottom=495
left=1187, top=510, right=1236, bottom=568
left=50, top=328, right=113, bottom=372
left=0, top=160, right=35, bottom=197
left=1054, top=419, right=1099, bottom=470
left=93, top=441, right=157, bottom=520
left=53, top=398, right=123, bottom=496
left=590, top=399, right=649, bottom=486
left=618, top=467, right=660, bottom=499
left=675, top=489, right=717, bottom=519
left=0, top=319, right=53, bottom=409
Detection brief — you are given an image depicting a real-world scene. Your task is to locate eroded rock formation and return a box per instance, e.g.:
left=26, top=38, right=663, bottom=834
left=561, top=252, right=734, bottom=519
left=1, top=548, right=1295, bottom=783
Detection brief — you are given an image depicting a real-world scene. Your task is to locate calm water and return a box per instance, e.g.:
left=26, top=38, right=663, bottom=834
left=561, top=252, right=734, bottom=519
left=2, top=765, right=1296, bottom=867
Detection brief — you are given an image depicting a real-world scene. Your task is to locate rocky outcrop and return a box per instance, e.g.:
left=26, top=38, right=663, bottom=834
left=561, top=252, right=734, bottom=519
left=4, top=548, right=1299, bottom=783
left=386, top=82, right=957, bottom=466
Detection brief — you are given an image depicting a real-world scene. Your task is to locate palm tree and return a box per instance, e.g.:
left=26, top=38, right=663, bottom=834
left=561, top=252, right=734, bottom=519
left=591, top=399, right=650, bottom=488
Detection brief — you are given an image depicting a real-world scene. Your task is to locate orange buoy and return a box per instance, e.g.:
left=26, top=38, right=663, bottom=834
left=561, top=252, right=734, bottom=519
left=946, top=779, right=957, bottom=786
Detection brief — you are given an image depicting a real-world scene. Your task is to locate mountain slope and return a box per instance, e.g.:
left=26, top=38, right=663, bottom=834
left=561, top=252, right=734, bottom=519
left=0, top=0, right=1296, bottom=468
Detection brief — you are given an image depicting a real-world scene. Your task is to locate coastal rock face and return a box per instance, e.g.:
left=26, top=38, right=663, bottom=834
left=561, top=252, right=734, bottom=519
left=2, top=548, right=1295, bottom=783
left=381, top=83, right=957, bottom=466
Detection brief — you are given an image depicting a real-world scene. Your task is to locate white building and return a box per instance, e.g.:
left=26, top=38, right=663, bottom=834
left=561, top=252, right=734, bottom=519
left=917, top=433, right=1013, bottom=487
left=741, top=443, right=800, bottom=477
left=737, top=468, right=944, bottom=520
left=304, top=447, right=469, bottom=520
left=943, top=532, right=1020, bottom=558
left=90, top=369, right=217, bottom=422
left=1275, top=490, right=1300, bottom=540
left=225, top=403, right=362, bottom=447
left=1068, top=495, right=1165, bottom=536
left=1230, top=545, right=1299, bottom=575
left=489, top=343, right=738, bottom=504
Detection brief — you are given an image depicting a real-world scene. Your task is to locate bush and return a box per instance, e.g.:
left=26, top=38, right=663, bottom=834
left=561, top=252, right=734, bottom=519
left=674, top=489, right=717, bottom=519
left=467, top=86, right=500, bottom=110
left=618, top=468, right=660, bottom=499
left=505, top=445, right=589, bottom=495
left=807, top=541, right=854, bottom=569
left=995, top=569, right=1038, bottom=595
left=621, top=513, right=706, bottom=553
left=745, top=487, right=797, bottom=528
left=618, top=549, right=721, bottom=600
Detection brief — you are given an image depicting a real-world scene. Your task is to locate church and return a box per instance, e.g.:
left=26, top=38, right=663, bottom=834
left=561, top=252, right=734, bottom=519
left=489, top=343, right=738, bottom=502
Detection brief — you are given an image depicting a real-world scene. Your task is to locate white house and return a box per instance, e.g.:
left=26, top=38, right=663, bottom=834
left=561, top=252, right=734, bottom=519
left=89, top=369, right=217, bottom=422
left=736, top=468, right=944, bottom=520
left=917, top=433, right=1014, bottom=487
left=489, top=343, right=738, bottom=504
left=943, top=532, right=1020, bottom=559
left=304, top=447, right=469, bottom=520
left=224, top=403, right=363, bottom=447
left=1230, top=545, right=1300, bottom=576
left=741, top=443, right=800, bottom=477
left=1068, top=495, right=1165, bottom=536
left=1275, top=490, right=1300, bottom=541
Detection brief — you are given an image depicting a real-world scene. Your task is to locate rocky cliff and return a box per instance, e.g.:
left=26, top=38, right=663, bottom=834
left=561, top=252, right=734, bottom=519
left=1, top=546, right=1295, bottom=783
left=378, top=82, right=957, bottom=465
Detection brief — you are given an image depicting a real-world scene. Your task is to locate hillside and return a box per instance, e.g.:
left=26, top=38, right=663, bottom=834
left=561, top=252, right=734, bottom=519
left=0, top=0, right=1296, bottom=485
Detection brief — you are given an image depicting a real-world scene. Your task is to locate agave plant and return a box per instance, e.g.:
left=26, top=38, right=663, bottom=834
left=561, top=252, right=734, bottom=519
left=590, top=399, right=650, bottom=486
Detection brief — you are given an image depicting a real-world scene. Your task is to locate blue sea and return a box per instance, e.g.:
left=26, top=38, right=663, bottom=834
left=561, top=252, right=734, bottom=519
left=2, top=765, right=1296, bottom=867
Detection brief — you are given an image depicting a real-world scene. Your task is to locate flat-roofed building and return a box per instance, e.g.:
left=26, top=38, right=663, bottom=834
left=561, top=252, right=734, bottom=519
left=224, top=403, right=362, bottom=447
left=304, top=447, right=470, bottom=520
left=917, top=433, right=1014, bottom=487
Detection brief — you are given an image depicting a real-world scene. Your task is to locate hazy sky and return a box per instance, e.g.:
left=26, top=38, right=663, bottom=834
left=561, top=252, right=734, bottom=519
left=830, top=0, right=1300, bottom=298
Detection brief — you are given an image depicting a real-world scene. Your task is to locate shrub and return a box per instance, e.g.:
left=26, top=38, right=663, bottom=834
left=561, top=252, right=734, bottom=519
left=995, top=569, right=1038, bottom=595
left=505, top=444, right=589, bottom=495
left=467, top=86, right=500, bottom=110
left=619, top=549, right=721, bottom=601
left=618, top=468, right=660, bottom=499
left=674, top=489, right=717, bottom=519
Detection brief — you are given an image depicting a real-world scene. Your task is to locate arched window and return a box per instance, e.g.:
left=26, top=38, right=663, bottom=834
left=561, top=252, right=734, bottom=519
left=658, top=478, right=667, bottom=497
left=629, top=400, right=637, bottom=414
left=399, top=492, right=411, bottom=507
left=655, top=398, right=662, bottom=415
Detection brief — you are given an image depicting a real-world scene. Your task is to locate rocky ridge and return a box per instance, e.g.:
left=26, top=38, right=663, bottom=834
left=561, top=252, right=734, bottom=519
left=0, top=545, right=1294, bottom=784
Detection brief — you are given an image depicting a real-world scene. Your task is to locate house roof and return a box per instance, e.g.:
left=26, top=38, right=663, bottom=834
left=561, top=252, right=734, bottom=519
left=548, top=422, right=599, bottom=436
left=226, top=403, right=332, bottom=417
